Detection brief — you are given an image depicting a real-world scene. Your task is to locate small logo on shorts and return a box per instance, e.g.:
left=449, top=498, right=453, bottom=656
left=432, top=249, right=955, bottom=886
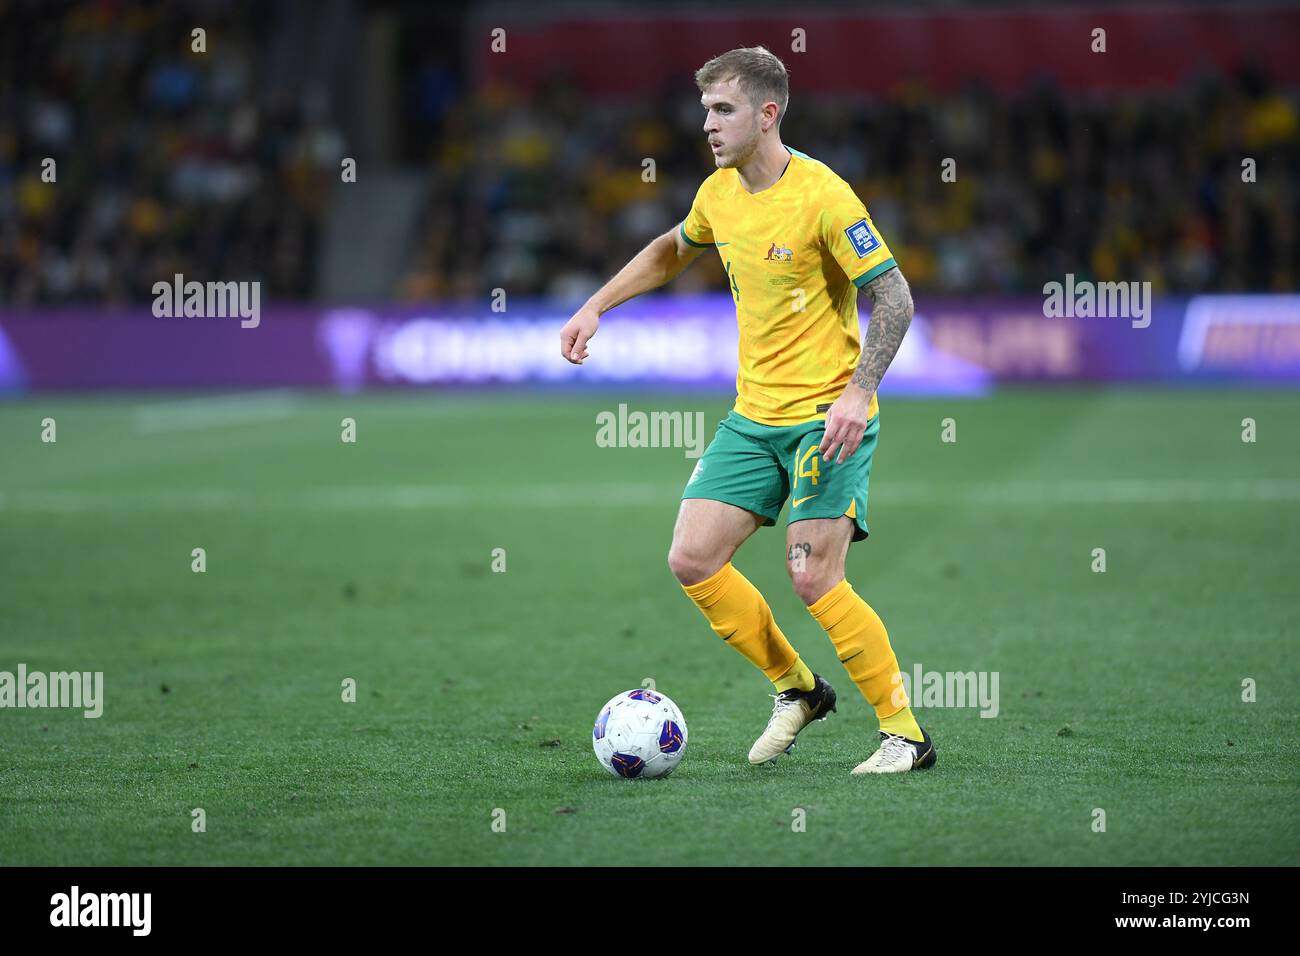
left=792, top=494, right=818, bottom=508
left=688, top=461, right=706, bottom=484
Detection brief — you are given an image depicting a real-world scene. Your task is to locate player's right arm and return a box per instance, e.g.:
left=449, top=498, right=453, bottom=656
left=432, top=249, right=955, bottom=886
left=559, top=223, right=706, bottom=365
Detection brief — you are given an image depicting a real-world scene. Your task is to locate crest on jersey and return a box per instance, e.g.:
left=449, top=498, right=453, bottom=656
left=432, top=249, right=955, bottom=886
left=763, top=242, right=793, bottom=262
left=845, top=219, right=881, bottom=258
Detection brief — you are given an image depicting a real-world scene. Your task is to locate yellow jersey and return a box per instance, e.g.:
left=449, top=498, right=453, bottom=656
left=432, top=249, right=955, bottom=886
left=680, top=146, right=897, bottom=425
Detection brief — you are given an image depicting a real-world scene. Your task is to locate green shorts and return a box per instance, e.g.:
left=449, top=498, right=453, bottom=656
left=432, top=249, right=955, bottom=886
left=682, top=409, right=880, bottom=541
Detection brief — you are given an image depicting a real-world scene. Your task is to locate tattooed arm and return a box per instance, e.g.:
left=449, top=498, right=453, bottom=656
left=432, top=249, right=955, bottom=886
left=817, top=267, right=914, bottom=464
left=850, top=267, right=914, bottom=396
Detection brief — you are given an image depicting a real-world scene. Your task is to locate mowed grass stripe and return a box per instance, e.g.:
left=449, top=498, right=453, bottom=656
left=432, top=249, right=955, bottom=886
left=2, top=477, right=1298, bottom=512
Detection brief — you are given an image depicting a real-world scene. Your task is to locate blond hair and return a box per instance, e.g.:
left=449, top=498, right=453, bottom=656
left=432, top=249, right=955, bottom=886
left=694, top=46, right=789, bottom=127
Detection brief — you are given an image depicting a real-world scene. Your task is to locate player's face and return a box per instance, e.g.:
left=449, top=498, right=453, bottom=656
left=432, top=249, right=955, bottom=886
left=700, top=79, right=761, bottom=169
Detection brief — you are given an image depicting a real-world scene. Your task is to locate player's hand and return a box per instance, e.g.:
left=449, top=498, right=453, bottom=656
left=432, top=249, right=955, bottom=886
left=818, top=385, right=873, bottom=465
left=560, top=306, right=600, bottom=365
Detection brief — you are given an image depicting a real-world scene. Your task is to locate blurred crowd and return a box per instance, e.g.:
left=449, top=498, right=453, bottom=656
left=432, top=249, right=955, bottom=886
left=401, top=69, right=1299, bottom=302
left=0, top=1, right=341, bottom=305
left=3, top=2, right=1296, bottom=306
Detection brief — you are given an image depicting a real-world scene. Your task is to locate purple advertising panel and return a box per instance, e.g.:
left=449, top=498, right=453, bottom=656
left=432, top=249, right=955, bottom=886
left=1, top=294, right=1297, bottom=393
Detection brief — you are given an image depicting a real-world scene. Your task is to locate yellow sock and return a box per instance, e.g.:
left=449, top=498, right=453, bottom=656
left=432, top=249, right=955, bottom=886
left=682, top=563, right=813, bottom=692
left=806, top=579, right=923, bottom=740
left=773, top=657, right=816, bottom=694
left=878, top=707, right=923, bottom=741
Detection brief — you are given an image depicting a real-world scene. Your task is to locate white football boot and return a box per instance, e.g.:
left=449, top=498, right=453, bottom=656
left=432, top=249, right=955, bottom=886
left=850, top=728, right=937, bottom=775
left=748, top=674, right=837, bottom=765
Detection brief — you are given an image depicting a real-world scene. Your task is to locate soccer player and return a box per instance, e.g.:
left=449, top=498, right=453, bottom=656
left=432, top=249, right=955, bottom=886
left=559, top=47, right=934, bottom=774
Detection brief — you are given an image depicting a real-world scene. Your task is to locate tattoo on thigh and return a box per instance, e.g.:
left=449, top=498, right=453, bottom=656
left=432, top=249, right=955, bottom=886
left=788, top=542, right=811, bottom=572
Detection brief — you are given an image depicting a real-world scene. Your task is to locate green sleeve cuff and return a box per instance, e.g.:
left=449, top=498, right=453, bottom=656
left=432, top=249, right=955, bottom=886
left=852, top=258, right=898, bottom=288
left=680, top=223, right=713, bottom=248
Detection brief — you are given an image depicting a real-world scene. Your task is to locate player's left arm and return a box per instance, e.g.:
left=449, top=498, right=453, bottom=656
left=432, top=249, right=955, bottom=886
left=816, top=191, right=914, bottom=464
left=819, top=266, right=913, bottom=463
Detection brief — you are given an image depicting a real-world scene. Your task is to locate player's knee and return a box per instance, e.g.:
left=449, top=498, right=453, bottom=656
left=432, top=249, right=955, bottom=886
left=789, top=567, right=840, bottom=606
left=667, top=544, right=722, bottom=587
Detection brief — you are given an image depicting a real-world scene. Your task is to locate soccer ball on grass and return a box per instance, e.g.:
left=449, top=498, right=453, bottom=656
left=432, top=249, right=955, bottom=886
left=592, top=688, right=688, bottom=779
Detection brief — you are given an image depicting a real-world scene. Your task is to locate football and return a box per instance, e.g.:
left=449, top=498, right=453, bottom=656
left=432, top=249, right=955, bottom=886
left=592, top=688, right=688, bottom=779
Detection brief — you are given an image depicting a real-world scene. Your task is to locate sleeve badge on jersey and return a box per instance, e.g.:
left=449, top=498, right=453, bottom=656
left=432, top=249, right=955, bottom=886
left=844, top=219, right=881, bottom=258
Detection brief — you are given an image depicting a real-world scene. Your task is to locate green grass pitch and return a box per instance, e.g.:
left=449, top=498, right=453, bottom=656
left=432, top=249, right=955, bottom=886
left=1, top=388, right=1297, bottom=866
